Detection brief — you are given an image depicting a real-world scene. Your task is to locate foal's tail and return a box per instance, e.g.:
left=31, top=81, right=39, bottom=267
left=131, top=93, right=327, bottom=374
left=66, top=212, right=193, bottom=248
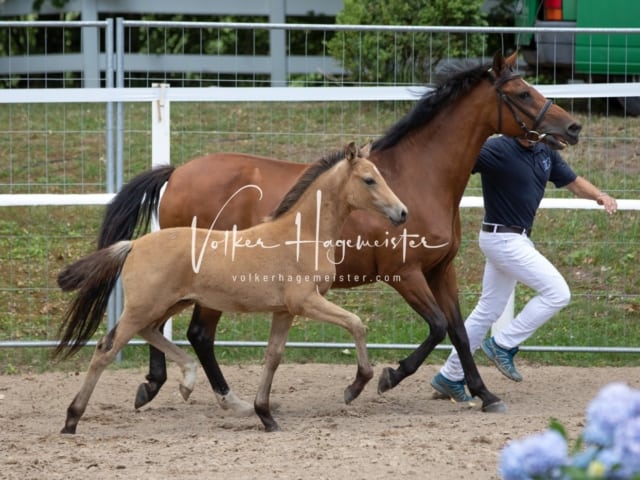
left=54, top=241, right=133, bottom=359
left=97, top=165, right=174, bottom=249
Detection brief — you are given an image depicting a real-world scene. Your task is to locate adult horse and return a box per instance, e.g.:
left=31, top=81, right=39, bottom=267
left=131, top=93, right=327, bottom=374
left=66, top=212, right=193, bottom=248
left=56, top=143, right=407, bottom=433
left=98, top=51, right=581, bottom=414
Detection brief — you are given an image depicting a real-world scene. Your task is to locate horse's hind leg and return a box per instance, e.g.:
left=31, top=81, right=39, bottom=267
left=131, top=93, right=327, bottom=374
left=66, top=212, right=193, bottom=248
left=135, top=331, right=168, bottom=409
left=255, top=311, right=294, bottom=432
left=62, top=322, right=134, bottom=434
left=187, top=306, right=253, bottom=415
left=138, top=326, right=198, bottom=402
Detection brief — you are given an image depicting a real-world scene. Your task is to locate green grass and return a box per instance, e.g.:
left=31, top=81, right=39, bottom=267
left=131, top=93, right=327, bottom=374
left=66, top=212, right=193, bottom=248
left=1, top=100, right=639, bottom=374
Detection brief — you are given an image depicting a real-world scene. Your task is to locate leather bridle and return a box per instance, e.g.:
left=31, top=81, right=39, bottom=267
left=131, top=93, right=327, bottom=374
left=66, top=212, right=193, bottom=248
left=493, top=73, right=553, bottom=142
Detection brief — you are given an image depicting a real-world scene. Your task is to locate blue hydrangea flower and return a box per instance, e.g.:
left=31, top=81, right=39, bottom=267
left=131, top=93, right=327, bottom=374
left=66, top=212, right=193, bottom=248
left=569, top=445, right=598, bottom=470
left=500, top=383, right=640, bottom=480
left=607, top=416, right=640, bottom=478
left=499, top=429, right=568, bottom=480
left=582, top=382, right=640, bottom=447
left=593, top=447, right=623, bottom=478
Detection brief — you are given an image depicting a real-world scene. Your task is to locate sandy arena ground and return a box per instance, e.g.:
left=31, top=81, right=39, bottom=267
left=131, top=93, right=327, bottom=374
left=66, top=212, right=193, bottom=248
left=1, top=362, right=638, bottom=480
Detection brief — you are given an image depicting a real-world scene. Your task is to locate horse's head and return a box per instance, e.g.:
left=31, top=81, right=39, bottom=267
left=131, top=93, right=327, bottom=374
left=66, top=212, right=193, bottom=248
left=490, top=51, right=581, bottom=149
left=345, top=142, right=408, bottom=226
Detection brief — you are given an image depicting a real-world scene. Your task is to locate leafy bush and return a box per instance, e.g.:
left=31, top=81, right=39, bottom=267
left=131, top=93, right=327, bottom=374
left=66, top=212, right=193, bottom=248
left=327, top=0, right=487, bottom=85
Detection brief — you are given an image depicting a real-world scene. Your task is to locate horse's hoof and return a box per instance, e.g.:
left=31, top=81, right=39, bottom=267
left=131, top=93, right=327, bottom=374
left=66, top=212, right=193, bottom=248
left=179, top=384, right=193, bottom=401
left=257, top=410, right=281, bottom=432
left=60, top=425, right=76, bottom=434
left=265, top=423, right=282, bottom=433
left=344, top=384, right=362, bottom=404
left=216, top=391, right=254, bottom=416
left=482, top=400, right=508, bottom=413
left=135, top=383, right=151, bottom=409
left=229, top=402, right=255, bottom=417
left=377, top=367, right=396, bottom=394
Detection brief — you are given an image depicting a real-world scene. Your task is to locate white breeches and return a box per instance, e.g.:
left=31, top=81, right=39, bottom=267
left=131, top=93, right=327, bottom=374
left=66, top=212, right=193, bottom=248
left=440, top=230, right=570, bottom=382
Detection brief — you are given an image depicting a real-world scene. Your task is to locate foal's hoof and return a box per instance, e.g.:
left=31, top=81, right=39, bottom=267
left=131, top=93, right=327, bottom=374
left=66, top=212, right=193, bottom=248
left=179, top=384, right=193, bottom=402
left=377, top=367, right=398, bottom=394
left=60, top=425, right=76, bottom=435
left=344, top=384, right=363, bottom=405
left=482, top=399, right=508, bottom=413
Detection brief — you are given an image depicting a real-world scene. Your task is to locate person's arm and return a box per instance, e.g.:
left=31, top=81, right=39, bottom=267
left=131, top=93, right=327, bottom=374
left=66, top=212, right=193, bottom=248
left=564, top=176, right=618, bottom=214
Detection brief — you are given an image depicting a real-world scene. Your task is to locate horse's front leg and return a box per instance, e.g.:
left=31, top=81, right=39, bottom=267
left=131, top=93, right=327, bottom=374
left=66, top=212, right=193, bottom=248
left=437, top=295, right=505, bottom=410
left=377, top=268, right=449, bottom=393
left=297, top=294, right=374, bottom=404
left=187, top=305, right=253, bottom=415
left=254, top=311, right=294, bottom=432
left=426, top=266, right=505, bottom=412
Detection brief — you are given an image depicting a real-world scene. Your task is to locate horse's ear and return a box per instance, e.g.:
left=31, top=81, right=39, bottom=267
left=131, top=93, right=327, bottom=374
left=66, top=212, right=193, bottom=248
left=346, top=141, right=357, bottom=165
left=492, top=50, right=506, bottom=75
left=493, top=49, right=519, bottom=76
left=504, top=49, right=518, bottom=69
left=358, top=142, right=372, bottom=158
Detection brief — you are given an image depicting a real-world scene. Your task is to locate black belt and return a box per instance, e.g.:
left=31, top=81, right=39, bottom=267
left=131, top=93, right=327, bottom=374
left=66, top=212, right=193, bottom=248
left=481, top=223, right=531, bottom=236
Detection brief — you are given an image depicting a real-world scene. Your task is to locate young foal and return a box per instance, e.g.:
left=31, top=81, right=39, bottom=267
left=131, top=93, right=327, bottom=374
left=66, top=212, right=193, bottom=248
left=55, top=142, right=407, bottom=433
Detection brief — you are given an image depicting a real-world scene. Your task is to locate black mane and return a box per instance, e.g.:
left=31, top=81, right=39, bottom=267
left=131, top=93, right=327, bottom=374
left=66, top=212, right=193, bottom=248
left=270, top=147, right=348, bottom=219
left=371, top=62, right=492, bottom=152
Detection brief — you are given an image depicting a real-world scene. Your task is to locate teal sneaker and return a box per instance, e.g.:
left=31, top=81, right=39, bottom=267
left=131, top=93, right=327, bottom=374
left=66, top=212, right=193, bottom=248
left=481, top=337, right=523, bottom=382
left=430, top=372, right=473, bottom=402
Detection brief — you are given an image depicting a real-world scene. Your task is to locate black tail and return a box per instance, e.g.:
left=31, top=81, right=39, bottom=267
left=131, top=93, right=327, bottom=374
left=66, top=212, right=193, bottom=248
left=54, top=241, right=133, bottom=359
left=97, top=165, right=175, bottom=249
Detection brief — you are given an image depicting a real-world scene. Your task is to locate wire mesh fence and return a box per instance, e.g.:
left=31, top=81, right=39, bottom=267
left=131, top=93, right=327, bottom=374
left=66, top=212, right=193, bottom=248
left=0, top=19, right=639, bottom=359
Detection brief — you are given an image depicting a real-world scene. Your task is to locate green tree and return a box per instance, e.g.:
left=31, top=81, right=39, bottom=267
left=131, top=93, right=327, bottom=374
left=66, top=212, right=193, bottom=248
left=485, top=0, right=517, bottom=54
left=327, top=0, right=487, bottom=85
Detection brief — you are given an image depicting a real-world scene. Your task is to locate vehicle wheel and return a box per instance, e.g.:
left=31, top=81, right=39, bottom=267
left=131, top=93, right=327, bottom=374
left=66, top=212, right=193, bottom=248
left=618, top=97, right=640, bottom=116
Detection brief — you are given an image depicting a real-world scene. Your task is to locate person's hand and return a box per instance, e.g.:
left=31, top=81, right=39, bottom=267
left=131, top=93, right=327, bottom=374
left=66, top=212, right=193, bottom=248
left=597, top=193, right=617, bottom=214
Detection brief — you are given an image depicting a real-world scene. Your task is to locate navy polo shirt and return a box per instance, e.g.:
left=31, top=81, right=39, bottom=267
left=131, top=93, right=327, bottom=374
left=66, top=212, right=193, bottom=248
left=473, top=135, right=577, bottom=231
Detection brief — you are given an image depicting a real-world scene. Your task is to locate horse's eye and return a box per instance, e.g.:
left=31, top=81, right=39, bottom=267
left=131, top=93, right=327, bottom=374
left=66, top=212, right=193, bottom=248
left=363, top=177, right=377, bottom=186
left=518, top=91, right=531, bottom=101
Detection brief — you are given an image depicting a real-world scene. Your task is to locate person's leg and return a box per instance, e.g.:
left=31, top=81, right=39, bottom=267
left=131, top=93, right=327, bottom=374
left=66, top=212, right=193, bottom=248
left=492, top=239, right=570, bottom=348
left=439, top=234, right=517, bottom=383
left=481, top=234, right=570, bottom=381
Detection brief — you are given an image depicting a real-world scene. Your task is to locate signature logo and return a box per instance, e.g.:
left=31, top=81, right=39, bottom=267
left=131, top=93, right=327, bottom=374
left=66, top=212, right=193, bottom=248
left=190, top=185, right=448, bottom=274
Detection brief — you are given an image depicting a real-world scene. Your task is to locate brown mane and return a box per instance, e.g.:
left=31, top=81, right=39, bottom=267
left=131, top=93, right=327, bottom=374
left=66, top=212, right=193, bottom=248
left=371, top=62, right=492, bottom=152
left=269, top=147, right=349, bottom=219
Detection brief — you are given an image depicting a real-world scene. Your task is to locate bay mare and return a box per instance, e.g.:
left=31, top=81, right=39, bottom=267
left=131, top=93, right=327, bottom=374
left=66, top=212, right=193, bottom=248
left=56, top=143, right=407, bottom=433
left=97, top=51, right=582, bottom=415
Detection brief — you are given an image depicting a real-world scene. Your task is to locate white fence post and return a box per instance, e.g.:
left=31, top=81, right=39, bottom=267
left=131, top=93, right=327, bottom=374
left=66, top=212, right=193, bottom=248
left=151, top=83, right=172, bottom=340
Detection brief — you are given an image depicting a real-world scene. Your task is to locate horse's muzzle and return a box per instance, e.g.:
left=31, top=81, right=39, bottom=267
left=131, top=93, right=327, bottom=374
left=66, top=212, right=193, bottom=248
left=544, top=121, right=582, bottom=150
left=389, top=207, right=408, bottom=226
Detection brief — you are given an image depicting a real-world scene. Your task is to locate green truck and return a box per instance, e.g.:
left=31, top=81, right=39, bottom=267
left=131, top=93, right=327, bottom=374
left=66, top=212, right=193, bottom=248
left=515, top=0, right=640, bottom=115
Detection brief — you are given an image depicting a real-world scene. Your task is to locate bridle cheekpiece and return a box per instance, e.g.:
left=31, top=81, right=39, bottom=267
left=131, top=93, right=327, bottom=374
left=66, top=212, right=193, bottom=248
left=491, top=69, right=553, bottom=143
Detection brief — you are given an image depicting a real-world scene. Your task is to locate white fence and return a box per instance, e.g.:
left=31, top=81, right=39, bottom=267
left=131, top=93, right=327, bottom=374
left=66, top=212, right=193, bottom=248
left=0, top=0, right=344, bottom=87
left=1, top=20, right=639, bottom=354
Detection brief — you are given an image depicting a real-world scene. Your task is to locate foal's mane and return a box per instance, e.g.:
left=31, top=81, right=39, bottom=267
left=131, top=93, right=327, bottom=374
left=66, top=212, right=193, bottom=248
left=371, top=62, right=492, bottom=152
left=270, top=147, right=350, bottom=220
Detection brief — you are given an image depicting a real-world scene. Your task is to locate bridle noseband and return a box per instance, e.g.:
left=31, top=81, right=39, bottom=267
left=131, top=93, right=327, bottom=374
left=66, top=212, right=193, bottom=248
left=493, top=72, right=553, bottom=142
